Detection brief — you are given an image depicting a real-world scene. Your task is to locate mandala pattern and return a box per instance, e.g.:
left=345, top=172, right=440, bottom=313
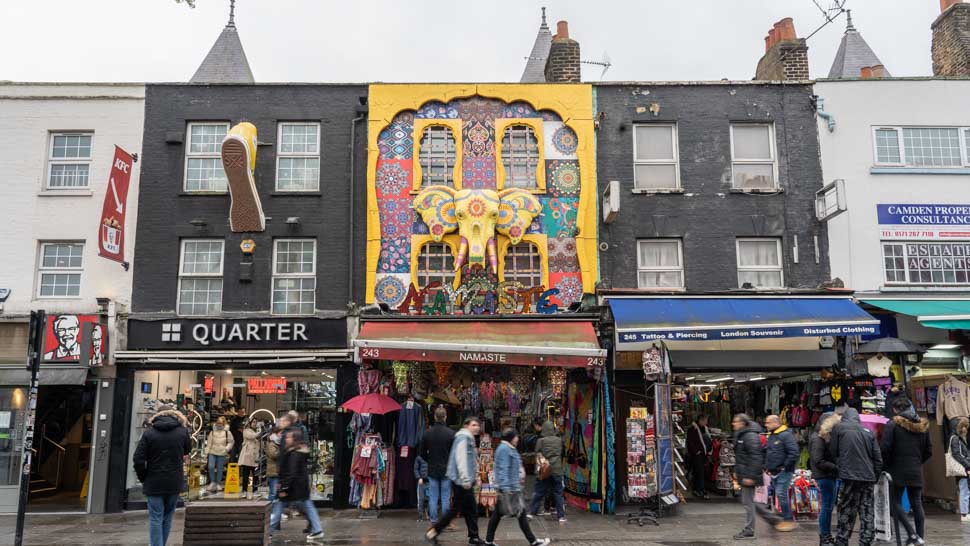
left=375, top=274, right=409, bottom=307
left=378, top=236, right=410, bottom=273
left=502, top=102, right=543, bottom=119
left=378, top=113, right=414, bottom=159
left=379, top=198, right=413, bottom=239
left=416, top=101, right=459, bottom=119
left=463, top=120, right=494, bottom=158
left=552, top=125, right=579, bottom=156
left=375, top=160, right=410, bottom=198
left=542, top=197, right=579, bottom=238
left=548, top=237, right=580, bottom=273
left=554, top=273, right=584, bottom=305
left=463, top=157, right=496, bottom=189
left=547, top=160, right=581, bottom=197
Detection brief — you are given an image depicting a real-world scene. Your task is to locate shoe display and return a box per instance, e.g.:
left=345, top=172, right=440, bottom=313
left=221, top=121, right=266, bottom=232
left=733, top=531, right=755, bottom=540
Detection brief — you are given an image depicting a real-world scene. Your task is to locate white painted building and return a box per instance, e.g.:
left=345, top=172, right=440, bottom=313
left=0, top=83, right=144, bottom=513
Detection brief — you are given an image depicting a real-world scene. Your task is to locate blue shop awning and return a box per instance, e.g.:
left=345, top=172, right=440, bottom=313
left=607, top=296, right=880, bottom=348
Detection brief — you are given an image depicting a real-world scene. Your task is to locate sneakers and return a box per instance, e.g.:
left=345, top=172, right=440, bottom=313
left=733, top=530, right=755, bottom=540
left=531, top=539, right=551, bottom=546
left=525, top=514, right=534, bottom=520
left=221, top=121, right=266, bottom=233
left=467, top=539, right=484, bottom=545
left=774, top=521, right=797, bottom=532
left=962, top=513, right=970, bottom=523
left=424, top=529, right=440, bottom=544
left=906, top=536, right=926, bottom=546
left=558, top=517, right=567, bottom=524
left=306, top=530, right=324, bottom=541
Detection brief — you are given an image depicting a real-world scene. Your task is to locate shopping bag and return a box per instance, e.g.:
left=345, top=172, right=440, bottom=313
left=873, top=472, right=892, bottom=543
left=498, top=490, right=525, bottom=517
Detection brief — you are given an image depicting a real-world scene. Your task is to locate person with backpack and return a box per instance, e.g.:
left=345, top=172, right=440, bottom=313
left=483, top=428, right=551, bottom=546
left=831, top=408, right=883, bottom=546
left=528, top=420, right=566, bottom=523
left=764, top=414, right=799, bottom=531
left=205, top=416, right=234, bottom=492
left=132, top=404, right=192, bottom=546
left=810, top=413, right=841, bottom=546
left=880, top=397, right=932, bottom=545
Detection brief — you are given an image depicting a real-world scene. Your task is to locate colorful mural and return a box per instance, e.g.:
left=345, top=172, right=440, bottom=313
left=366, top=85, right=597, bottom=311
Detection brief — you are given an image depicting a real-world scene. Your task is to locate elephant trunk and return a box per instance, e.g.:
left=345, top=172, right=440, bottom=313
left=487, top=238, right=498, bottom=274
left=455, top=237, right=468, bottom=271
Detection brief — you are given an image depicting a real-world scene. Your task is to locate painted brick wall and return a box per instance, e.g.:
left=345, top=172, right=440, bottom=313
left=594, top=83, right=829, bottom=291
left=132, top=84, right=368, bottom=314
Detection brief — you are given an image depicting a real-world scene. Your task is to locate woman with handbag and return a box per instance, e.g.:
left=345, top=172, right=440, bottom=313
left=947, top=417, right=970, bottom=523
left=485, top=429, right=550, bottom=546
left=529, top=421, right=566, bottom=523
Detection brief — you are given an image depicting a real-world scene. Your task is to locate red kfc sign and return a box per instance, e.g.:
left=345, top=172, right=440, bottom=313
left=98, top=146, right=135, bottom=265
left=44, top=314, right=106, bottom=365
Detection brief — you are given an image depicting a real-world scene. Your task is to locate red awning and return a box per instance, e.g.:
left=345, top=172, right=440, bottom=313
left=355, top=320, right=605, bottom=368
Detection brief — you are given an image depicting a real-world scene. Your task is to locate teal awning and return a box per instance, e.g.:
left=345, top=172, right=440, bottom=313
left=860, top=299, right=970, bottom=330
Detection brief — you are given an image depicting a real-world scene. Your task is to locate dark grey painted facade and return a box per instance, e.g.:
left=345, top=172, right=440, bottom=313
left=594, top=83, right=830, bottom=291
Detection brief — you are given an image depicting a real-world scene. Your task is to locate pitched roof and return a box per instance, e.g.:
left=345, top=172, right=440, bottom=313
left=190, top=21, right=255, bottom=84
left=827, top=12, right=890, bottom=79
left=520, top=8, right=553, bottom=83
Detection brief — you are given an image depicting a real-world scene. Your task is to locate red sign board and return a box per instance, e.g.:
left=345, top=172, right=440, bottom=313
left=247, top=377, right=287, bottom=394
left=43, top=314, right=106, bottom=365
left=358, top=346, right=603, bottom=368
left=98, top=146, right=134, bottom=264
left=203, top=375, right=214, bottom=395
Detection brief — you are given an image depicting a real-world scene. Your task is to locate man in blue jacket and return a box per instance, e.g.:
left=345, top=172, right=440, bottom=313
left=764, top=414, right=799, bottom=531
left=426, top=417, right=481, bottom=545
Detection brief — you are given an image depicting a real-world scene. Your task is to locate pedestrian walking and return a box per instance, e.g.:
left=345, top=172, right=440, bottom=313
left=484, top=429, right=551, bottom=546
left=880, top=397, right=932, bottom=545
left=731, top=413, right=776, bottom=540
left=947, top=417, right=970, bottom=523
left=425, top=417, right=482, bottom=545
left=764, top=414, right=799, bottom=531
left=276, top=429, right=324, bottom=541
left=415, top=453, right=430, bottom=520
left=831, top=408, right=883, bottom=546
left=237, top=419, right=262, bottom=499
left=269, top=415, right=292, bottom=531
left=229, top=407, right=247, bottom=461
left=265, top=422, right=282, bottom=527
left=686, top=414, right=713, bottom=499
left=419, top=406, right=456, bottom=526
left=528, top=420, right=566, bottom=523
left=204, top=416, right=234, bottom=492
left=810, top=413, right=841, bottom=546
left=132, top=404, right=192, bottom=546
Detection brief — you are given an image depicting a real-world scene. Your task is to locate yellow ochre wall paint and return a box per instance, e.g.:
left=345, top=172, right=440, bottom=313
left=365, top=83, right=597, bottom=304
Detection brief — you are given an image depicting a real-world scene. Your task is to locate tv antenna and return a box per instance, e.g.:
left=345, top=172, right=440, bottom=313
left=805, top=0, right=850, bottom=40
left=522, top=51, right=613, bottom=80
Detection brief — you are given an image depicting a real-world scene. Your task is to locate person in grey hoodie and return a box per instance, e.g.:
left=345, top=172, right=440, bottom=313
left=528, top=420, right=566, bottom=522
left=426, top=417, right=481, bottom=545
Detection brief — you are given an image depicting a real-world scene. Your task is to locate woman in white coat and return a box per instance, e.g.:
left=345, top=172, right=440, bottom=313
left=237, top=419, right=262, bottom=499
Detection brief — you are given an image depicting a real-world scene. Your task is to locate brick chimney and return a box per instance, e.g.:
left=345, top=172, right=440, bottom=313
left=544, top=20, right=581, bottom=83
left=933, top=0, right=970, bottom=76
left=754, top=17, right=810, bottom=80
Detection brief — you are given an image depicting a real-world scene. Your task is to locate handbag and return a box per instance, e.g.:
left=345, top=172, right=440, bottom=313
left=536, top=454, right=552, bottom=481
left=945, top=445, right=966, bottom=477
left=498, top=490, right=525, bottom=517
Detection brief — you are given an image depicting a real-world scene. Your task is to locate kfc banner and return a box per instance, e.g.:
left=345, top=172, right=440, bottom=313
left=98, top=146, right=134, bottom=264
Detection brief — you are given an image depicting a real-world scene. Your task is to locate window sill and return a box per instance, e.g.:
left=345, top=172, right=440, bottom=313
left=271, top=191, right=321, bottom=197
left=880, top=284, right=970, bottom=291
left=38, top=189, right=93, bottom=197
left=870, top=167, right=970, bottom=175
left=179, top=192, right=228, bottom=196
left=631, top=188, right=684, bottom=195
left=728, top=188, right=784, bottom=194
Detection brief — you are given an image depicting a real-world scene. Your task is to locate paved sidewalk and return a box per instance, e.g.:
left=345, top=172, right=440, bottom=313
left=2, top=501, right=969, bottom=545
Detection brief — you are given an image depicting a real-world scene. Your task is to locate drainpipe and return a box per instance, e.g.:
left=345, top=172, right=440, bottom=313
left=349, top=108, right=366, bottom=305
left=814, top=95, right=835, bottom=133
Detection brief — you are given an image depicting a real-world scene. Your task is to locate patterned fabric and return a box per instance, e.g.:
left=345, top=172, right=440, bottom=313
left=378, top=236, right=410, bottom=273
left=462, top=157, right=496, bottom=190
left=546, top=160, right=581, bottom=197
left=375, top=160, right=410, bottom=198
left=378, top=198, right=414, bottom=239
left=416, top=101, right=459, bottom=119
left=552, top=272, right=584, bottom=304
left=502, top=102, right=543, bottom=119
left=835, top=479, right=875, bottom=546
left=463, top=120, right=494, bottom=158
left=551, top=125, right=578, bottom=156
left=375, top=274, right=409, bottom=307
left=378, top=113, right=414, bottom=159
left=542, top=197, right=579, bottom=238
left=548, top=237, right=579, bottom=273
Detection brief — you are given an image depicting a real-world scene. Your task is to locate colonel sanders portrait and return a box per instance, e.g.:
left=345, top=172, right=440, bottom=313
left=44, top=314, right=81, bottom=361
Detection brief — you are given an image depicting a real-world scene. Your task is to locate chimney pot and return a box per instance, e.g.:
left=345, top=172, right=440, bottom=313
left=870, top=64, right=886, bottom=78
left=779, top=17, right=797, bottom=41
left=941, top=0, right=961, bottom=13
left=860, top=66, right=873, bottom=79
left=556, top=20, right=569, bottom=39
left=768, top=28, right=778, bottom=49
left=764, top=35, right=771, bottom=52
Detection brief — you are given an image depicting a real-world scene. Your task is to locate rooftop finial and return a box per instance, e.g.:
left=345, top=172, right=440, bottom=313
left=541, top=7, right=548, bottom=28
left=228, top=0, right=236, bottom=28
left=845, top=9, right=855, bottom=32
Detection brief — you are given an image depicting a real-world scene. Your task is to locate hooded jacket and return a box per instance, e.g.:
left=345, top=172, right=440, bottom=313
left=880, top=408, right=931, bottom=486
left=733, top=420, right=765, bottom=483
left=831, top=408, right=883, bottom=482
left=264, top=435, right=281, bottom=478
left=535, top=421, right=564, bottom=477
left=419, top=422, right=456, bottom=480
left=493, top=440, right=524, bottom=491
left=765, top=424, right=800, bottom=474
left=948, top=430, right=970, bottom=471
left=446, top=428, right=478, bottom=488
left=132, top=409, right=192, bottom=496
left=809, top=413, right=840, bottom=480
left=280, top=444, right=311, bottom=501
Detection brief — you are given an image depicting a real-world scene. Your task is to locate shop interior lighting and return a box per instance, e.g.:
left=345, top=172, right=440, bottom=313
left=688, top=384, right=715, bottom=388
left=930, top=344, right=960, bottom=350
left=705, top=376, right=734, bottom=383
left=683, top=376, right=696, bottom=381
left=749, top=376, right=767, bottom=382
left=225, top=369, right=232, bottom=375
left=249, top=356, right=317, bottom=365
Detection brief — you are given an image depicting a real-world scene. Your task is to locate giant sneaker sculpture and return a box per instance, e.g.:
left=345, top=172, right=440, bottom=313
left=221, top=122, right=265, bottom=232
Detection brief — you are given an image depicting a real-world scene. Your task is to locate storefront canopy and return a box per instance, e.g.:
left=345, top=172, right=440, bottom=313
left=669, top=349, right=837, bottom=371
left=0, top=367, right=89, bottom=386
left=608, top=296, right=879, bottom=350
left=860, top=298, right=970, bottom=330
left=355, top=320, right=606, bottom=368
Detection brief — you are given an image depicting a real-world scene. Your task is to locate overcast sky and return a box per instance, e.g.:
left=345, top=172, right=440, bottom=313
left=0, top=0, right=943, bottom=83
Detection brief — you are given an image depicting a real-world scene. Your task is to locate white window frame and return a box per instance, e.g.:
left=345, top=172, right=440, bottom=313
left=36, top=241, right=84, bottom=298
left=729, top=123, right=778, bottom=190
left=632, top=124, right=680, bottom=191
left=47, top=132, right=93, bottom=190
left=871, top=126, right=970, bottom=168
left=636, top=239, right=684, bottom=289
left=183, top=122, right=230, bottom=193
left=275, top=122, right=321, bottom=192
left=736, top=237, right=784, bottom=288
left=176, top=239, right=225, bottom=316
left=881, top=240, right=970, bottom=286
left=271, top=239, right=317, bottom=316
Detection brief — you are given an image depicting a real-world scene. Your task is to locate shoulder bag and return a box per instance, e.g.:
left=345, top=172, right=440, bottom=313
left=945, top=437, right=966, bottom=477
left=536, top=452, right=552, bottom=481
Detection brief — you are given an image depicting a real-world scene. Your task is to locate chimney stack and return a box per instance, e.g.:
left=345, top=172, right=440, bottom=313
left=933, top=0, right=970, bottom=76
left=755, top=17, right=810, bottom=80
left=544, top=20, right=581, bottom=83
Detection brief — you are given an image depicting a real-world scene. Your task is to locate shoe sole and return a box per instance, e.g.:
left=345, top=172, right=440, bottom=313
left=222, top=137, right=265, bottom=232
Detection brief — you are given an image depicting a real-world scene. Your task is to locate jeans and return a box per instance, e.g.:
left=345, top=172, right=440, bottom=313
left=147, top=494, right=178, bottom=546
left=267, top=477, right=279, bottom=502
left=771, top=471, right=794, bottom=521
left=427, top=477, right=451, bottom=523
left=959, top=477, right=970, bottom=515
left=529, top=476, right=565, bottom=519
left=690, top=454, right=707, bottom=493
left=433, top=484, right=479, bottom=540
left=817, top=478, right=838, bottom=537
left=740, top=485, right=756, bottom=533
left=271, top=499, right=322, bottom=534
left=835, top=479, right=875, bottom=546
left=207, top=454, right=226, bottom=487
left=891, top=485, right=924, bottom=540
left=485, top=492, right=536, bottom=543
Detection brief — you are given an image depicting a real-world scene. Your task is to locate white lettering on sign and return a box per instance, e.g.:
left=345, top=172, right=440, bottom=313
left=189, top=322, right=311, bottom=345
left=360, top=348, right=381, bottom=359
left=458, top=352, right=507, bottom=363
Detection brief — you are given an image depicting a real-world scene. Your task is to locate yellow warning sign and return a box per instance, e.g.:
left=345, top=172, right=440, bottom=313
left=223, top=463, right=241, bottom=494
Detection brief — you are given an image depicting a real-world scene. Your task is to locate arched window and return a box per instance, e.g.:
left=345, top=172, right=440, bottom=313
left=416, top=242, right=455, bottom=288
left=418, top=126, right=457, bottom=187
left=503, top=242, right=543, bottom=287
left=501, top=125, right=540, bottom=189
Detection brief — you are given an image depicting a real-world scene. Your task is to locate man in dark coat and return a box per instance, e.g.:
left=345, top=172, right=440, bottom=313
left=831, top=408, right=883, bottom=546
left=419, top=406, right=456, bottom=525
left=686, top=415, right=713, bottom=498
left=880, top=397, right=931, bottom=544
left=731, top=413, right=768, bottom=540
left=276, top=429, right=323, bottom=540
left=133, top=405, right=191, bottom=546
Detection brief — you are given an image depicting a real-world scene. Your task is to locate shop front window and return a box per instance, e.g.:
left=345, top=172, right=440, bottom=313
left=0, top=387, right=27, bottom=487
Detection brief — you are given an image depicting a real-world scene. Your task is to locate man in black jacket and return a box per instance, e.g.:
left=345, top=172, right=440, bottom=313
left=880, top=397, right=931, bottom=545
left=731, top=413, right=766, bottom=540
left=831, top=408, right=883, bottom=546
left=133, top=405, right=191, bottom=546
left=764, top=414, right=799, bottom=530
left=686, top=415, right=713, bottom=498
left=418, top=406, right=456, bottom=525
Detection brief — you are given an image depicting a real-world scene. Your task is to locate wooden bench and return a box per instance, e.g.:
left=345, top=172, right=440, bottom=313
left=183, top=500, right=270, bottom=545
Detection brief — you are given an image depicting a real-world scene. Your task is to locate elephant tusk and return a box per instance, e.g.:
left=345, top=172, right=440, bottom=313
left=487, top=238, right=498, bottom=274
left=455, top=236, right=468, bottom=271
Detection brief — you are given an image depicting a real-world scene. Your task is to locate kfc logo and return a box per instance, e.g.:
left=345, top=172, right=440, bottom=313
left=43, top=314, right=105, bottom=364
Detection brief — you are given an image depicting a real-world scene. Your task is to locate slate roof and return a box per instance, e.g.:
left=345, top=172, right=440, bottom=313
left=520, top=8, right=553, bottom=83
left=827, top=12, right=890, bottom=79
left=190, top=22, right=255, bottom=84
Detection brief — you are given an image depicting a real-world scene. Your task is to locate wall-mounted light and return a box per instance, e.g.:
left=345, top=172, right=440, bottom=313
left=189, top=219, right=207, bottom=227
left=286, top=217, right=300, bottom=225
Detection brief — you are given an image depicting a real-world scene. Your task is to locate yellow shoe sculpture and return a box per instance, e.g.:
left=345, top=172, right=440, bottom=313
left=221, top=122, right=265, bottom=232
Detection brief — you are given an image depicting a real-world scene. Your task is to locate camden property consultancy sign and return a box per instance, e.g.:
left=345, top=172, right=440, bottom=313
left=878, top=204, right=970, bottom=239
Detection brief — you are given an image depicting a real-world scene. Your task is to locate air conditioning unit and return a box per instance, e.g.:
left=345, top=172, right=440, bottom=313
left=602, top=180, right=620, bottom=224
left=815, top=179, right=847, bottom=221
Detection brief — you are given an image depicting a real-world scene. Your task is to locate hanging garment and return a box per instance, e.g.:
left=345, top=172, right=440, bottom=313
left=936, top=375, right=970, bottom=424
left=396, top=400, right=425, bottom=448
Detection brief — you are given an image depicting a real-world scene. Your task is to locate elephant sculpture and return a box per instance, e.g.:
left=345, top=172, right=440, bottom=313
left=413, top=185, right=541, bottom=274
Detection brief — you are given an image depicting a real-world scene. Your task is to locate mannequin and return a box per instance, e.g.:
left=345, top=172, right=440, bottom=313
left=237, top=419, right=262, bottom=499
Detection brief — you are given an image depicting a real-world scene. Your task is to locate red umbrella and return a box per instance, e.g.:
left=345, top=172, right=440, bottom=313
left=340, top=393, right=401, bottom=415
